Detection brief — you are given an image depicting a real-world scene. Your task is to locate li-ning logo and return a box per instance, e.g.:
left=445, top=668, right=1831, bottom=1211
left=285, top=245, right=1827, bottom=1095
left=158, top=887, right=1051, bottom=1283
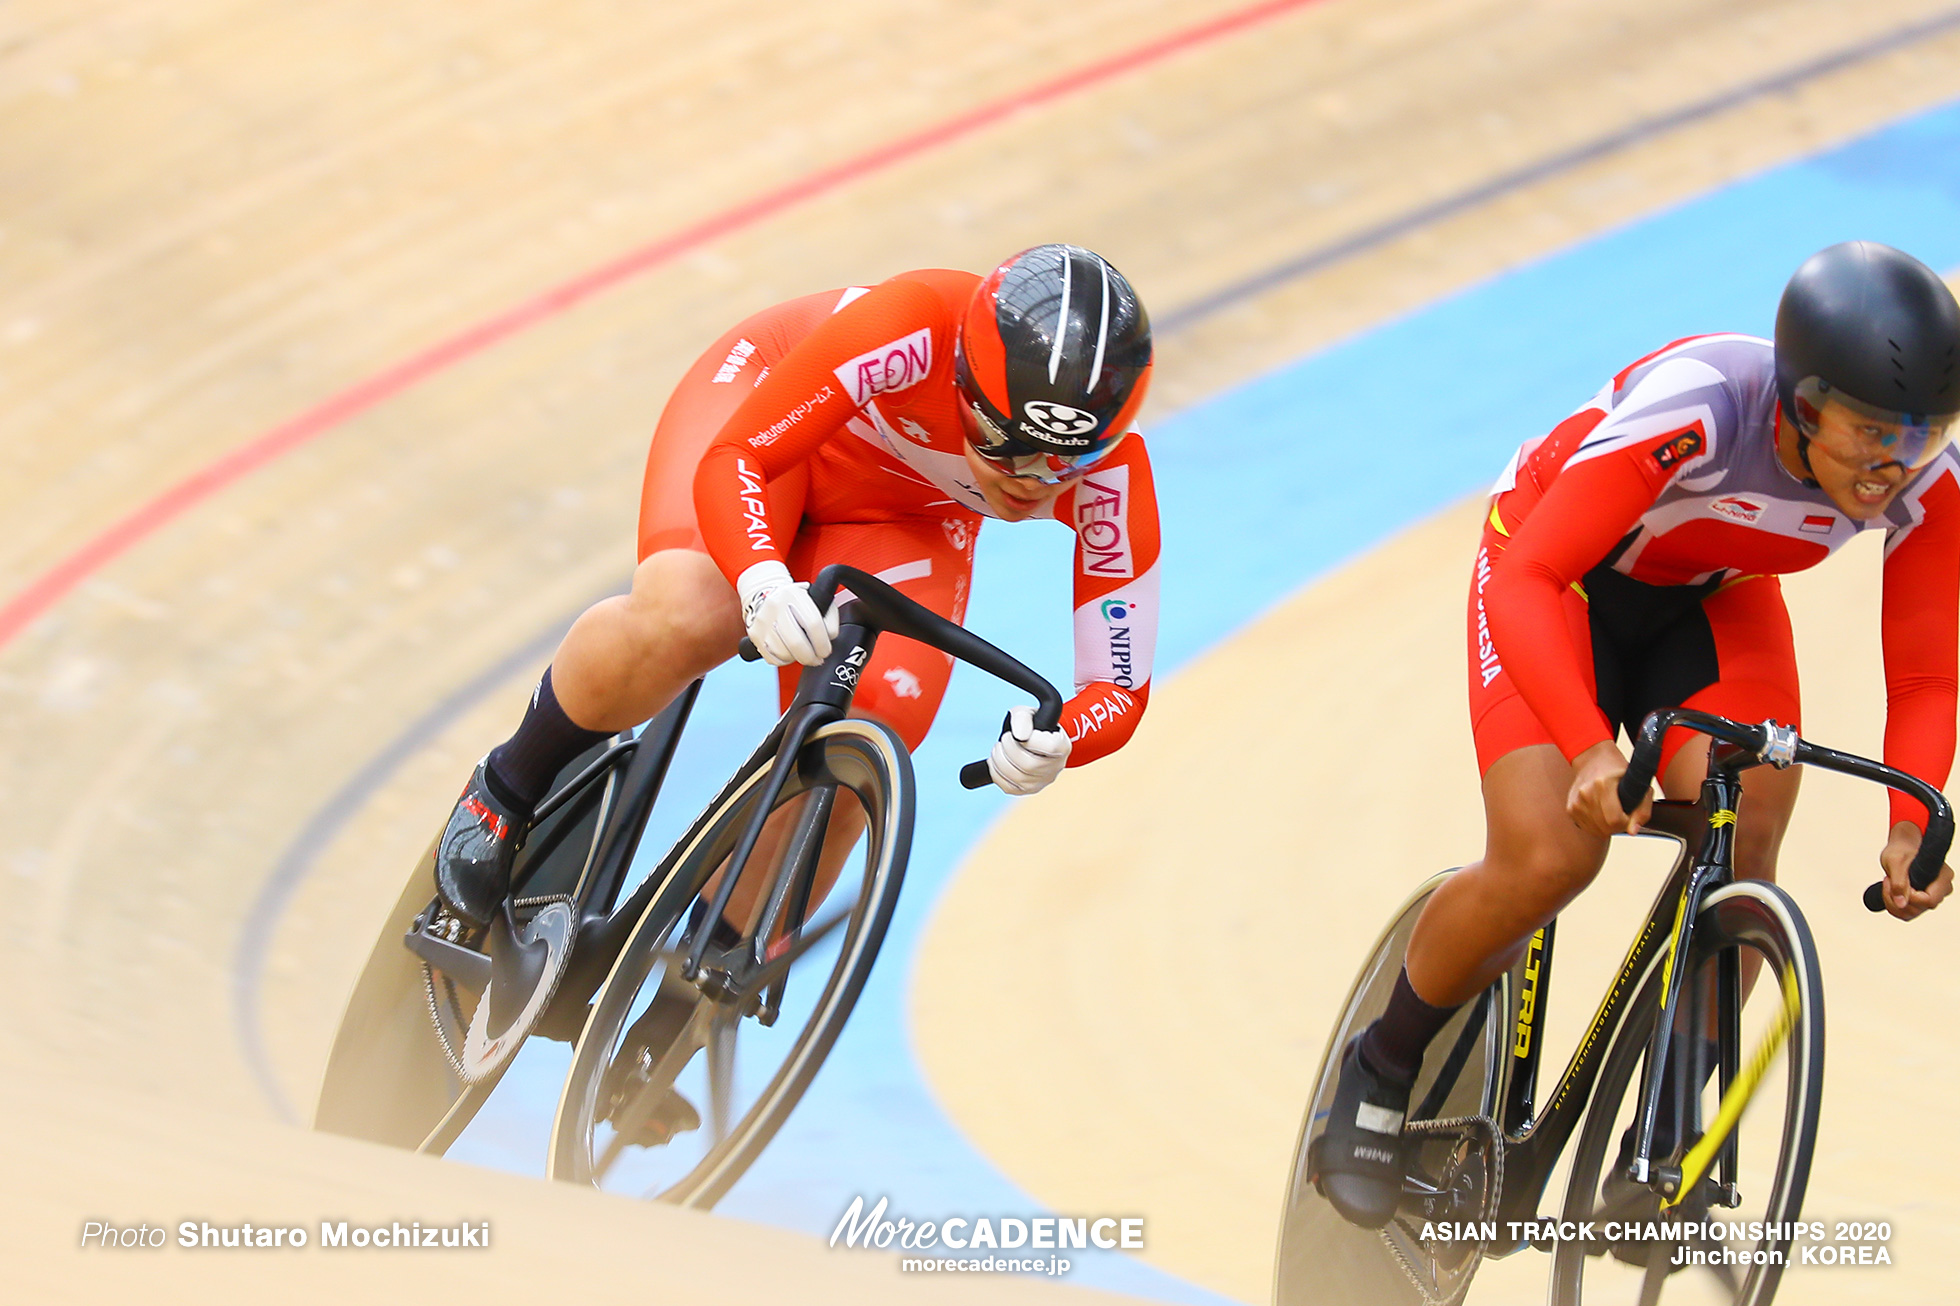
left=833, top=644, right=869, bottom=690
left=1709, top=495, right=1763, bottom=524
left=1023, top=400, right=1098, bottom=437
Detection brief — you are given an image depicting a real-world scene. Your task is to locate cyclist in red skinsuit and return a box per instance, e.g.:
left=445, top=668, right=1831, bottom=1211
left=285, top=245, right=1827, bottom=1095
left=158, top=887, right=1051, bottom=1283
left=684, top=268, right=1159, bottom=764
left=1469, top=332, right=1960, bottom=811
left=1312, top=242, right=1960, bottom=1231
left=428, top=245, right=1158, bottom=942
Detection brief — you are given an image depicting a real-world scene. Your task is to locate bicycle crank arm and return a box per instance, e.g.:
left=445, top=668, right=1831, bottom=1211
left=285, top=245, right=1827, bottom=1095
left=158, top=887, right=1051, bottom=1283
left=404, top=903, right=491, bottom=992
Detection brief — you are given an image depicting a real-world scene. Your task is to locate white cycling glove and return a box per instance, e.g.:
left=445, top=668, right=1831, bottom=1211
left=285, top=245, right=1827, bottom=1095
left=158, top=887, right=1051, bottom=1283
left=988, top=704, right=1071, bottom=796
left=737, top=560, right=840, bottom=667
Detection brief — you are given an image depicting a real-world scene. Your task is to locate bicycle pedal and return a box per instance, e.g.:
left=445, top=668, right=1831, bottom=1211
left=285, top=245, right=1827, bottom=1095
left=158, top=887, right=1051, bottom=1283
left=404, top=899, right=492, bottom=991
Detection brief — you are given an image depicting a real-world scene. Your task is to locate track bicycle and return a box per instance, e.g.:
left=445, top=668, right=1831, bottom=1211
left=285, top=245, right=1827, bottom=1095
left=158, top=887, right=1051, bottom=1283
left=1273, top=706, right=1953, bottom=1306
left=317, top=563, right=1060, bottom=1207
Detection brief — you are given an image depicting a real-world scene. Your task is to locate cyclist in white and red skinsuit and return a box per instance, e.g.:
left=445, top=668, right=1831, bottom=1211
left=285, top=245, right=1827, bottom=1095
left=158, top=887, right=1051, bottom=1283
left=1313, top=241, right=1960, bottom=1231
left=430, top=245, right=1157, bottom=934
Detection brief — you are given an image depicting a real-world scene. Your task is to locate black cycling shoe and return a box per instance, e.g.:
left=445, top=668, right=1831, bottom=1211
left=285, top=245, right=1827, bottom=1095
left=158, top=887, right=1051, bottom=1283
left=1309, top=1036, right=1415, bottom=1229
left=434, top=762, right=530, bottom=930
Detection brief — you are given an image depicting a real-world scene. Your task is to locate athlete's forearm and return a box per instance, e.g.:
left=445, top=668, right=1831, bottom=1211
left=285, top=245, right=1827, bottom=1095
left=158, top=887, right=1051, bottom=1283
left=1881, top=502, right=1960, bottom=827
left=694, top=443, right=788, bottom=583
left=1060, top=681, right=1149, bottom=765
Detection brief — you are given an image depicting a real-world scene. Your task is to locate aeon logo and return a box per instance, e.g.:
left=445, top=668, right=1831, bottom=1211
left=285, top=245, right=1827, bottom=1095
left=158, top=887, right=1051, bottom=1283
left=1023, top=400, right=1098, bottom=437
left=834, top=330, right=932, bottom=406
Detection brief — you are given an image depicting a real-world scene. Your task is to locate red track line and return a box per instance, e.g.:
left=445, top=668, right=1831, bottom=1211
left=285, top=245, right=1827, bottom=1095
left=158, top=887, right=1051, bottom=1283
left=0, top=0, right=1327, bottom=651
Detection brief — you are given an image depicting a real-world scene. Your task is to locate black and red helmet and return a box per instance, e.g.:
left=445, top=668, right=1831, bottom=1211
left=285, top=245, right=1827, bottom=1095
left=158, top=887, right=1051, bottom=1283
left=954, top=244, right=1153, bottom=482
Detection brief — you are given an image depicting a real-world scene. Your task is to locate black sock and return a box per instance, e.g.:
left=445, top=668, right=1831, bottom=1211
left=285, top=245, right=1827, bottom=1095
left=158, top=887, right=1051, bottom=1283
left=1361, top=969, right=1462, bottom=1085
left=485, top=666, right=610, bottom=814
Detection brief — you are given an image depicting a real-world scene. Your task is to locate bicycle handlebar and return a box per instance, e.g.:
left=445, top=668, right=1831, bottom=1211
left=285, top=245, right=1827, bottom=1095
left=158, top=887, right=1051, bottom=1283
left=737, top=565, right=1064, bottom=789
left=1619, top=707, right=1954, bottom=912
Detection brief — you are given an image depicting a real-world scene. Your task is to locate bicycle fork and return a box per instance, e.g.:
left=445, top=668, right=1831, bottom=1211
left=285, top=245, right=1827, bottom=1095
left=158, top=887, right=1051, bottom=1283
left=1632, top=756, right=1788, bottom=1211
left=682, top=623, right=878, bottom=984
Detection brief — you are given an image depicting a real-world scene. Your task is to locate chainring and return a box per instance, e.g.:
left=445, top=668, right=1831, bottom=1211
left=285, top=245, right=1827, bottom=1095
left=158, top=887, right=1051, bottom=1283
left=457, top=896, right=577, bottom=1083
left=1380, top=1114, right=1504, bottom=1306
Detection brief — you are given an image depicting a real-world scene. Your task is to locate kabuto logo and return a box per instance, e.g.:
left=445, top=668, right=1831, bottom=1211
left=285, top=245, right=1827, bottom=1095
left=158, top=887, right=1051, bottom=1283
left=835, top=330, right=932, bottom=406
left=712, top=338, right=758, bottom=384
left=1023, top=401, right=1099, bottom=439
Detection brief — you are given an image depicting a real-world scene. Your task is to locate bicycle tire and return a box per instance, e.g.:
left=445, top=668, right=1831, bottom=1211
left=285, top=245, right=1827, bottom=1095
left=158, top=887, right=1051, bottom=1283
left=1550, top=879, right=1824, bottom=1306
left=1274, top=872, right=1511, bottom=1306
left=547, top=717, right=913, bottom=1207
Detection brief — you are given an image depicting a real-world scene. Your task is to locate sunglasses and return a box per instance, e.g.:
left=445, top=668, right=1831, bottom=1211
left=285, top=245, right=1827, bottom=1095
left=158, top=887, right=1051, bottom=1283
left=965, top=402, right=1122, bottom=485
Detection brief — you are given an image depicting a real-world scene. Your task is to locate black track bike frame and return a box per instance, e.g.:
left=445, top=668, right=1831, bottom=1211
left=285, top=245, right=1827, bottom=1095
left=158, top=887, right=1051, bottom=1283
left=496, top=563, right=1062, bottom=1032
left=1410, top=706, right=1952, bottom=1253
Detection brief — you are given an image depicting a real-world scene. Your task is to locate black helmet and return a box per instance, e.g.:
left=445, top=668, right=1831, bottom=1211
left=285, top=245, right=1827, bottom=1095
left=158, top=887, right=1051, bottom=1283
left=1775, top=241, right=1960, bottom=473
left=953, top=244, right=1153, bottom=484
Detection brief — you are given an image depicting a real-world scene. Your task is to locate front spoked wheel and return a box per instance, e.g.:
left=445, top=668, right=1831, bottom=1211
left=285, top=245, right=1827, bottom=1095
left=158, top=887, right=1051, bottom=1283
left=1275, top=872, right=1511, bottom=1306
left=1552, top=879, right=1824, bottom=1306
left=548, top=718, right=913, bottom=1207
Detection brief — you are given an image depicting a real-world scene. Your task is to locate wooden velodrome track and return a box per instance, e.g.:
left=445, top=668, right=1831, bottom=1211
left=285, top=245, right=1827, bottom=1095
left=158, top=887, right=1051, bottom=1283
left=7, top=0, right=1960, bottom=1300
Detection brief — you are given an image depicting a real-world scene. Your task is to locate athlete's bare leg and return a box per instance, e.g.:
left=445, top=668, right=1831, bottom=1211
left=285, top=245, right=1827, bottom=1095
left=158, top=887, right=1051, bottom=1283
left=550, top=548, right=745, bottom=733
left=1405, top=744, right=1609, bottom=1007
left=540, top=547, right=889, bottom=933
left=1405, top=738, right=1801, bottom=1008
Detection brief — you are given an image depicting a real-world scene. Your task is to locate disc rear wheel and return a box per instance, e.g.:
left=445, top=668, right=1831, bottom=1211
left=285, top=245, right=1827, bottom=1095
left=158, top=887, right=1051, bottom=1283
left=1274, top=872, right=1510, bottom=1306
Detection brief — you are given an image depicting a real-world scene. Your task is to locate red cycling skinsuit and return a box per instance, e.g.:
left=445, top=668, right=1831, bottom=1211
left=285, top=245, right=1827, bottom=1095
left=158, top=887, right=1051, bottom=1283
left=1469, top=333, right=1960, bottom=829
left=637, top=268, right=1159, bottom=760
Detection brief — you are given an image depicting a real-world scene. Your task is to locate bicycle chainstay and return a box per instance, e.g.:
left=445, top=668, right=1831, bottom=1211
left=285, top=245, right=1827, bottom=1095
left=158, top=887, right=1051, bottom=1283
left=1382, top=1114, right=1505, bottom=1306
left=420, top=892, right=576, bottom=1081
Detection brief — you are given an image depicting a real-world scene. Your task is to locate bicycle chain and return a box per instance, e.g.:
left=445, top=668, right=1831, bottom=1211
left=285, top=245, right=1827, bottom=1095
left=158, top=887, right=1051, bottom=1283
left=422, top=962, right=471, bottom=1080
left=1380, top=1114, right=1504, bottom=1306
